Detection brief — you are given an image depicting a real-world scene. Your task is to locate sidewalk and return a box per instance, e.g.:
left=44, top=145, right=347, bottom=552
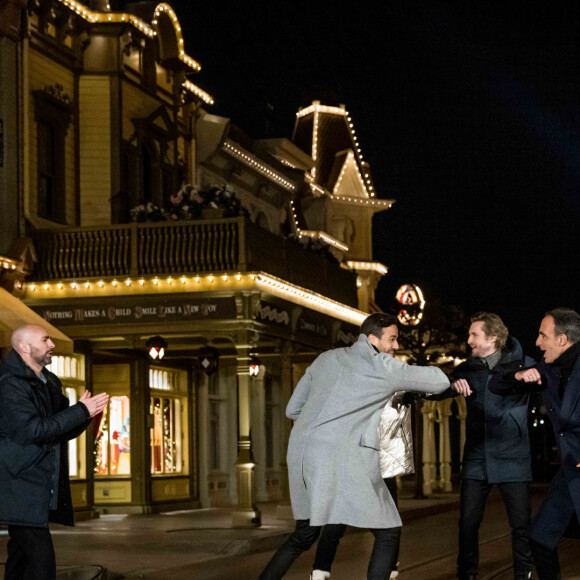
left=1, top=488, right=460, bottom=579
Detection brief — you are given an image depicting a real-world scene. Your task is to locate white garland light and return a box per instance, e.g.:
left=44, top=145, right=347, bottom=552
left=223, top=141, right=296, bottom=191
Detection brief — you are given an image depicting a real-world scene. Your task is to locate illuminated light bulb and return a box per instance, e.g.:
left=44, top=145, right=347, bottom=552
left=236, top=274, right=241, bottom=281
left=57, top=283, right=63, bottom=290
left=139, top=278, right=145, bottom=285
left=222, top=275, right=227, bottom=281
left=180, top=276, right=187, bottom=284
left=71, top=282, right=77, bottom=289
left=153, top=277, right=159, bottom=285
left=195, top=276, right=200, bottom=283
left=125, top=279, right=131, bottom=286
left=112, top=279, right=118, bottom=287
left=208, top=275, right=214, bottom=282
left=30, top=284, right=36, bottom=291
left=167, top=277, right=173, bottom=284
left=98, top=280, right=104, bottom=288
left=43, top=283, right=49, bottom=290
left=85, top=281, right=90, bottom=288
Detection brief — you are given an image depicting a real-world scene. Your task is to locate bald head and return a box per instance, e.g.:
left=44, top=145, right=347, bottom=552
left=11, top=325, right=55, bottom=373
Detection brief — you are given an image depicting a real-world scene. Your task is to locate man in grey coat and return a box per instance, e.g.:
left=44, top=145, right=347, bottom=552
left=259, top=313, right=450, bottom=580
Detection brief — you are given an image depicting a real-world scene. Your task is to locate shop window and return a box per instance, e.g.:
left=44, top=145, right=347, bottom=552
left=46, top=354, right=86, bottom=479
left=149, top=367, right=188, bottom=475
left=94, top=396, right=131, bottom=476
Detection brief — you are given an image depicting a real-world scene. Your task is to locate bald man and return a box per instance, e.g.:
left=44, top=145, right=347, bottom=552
left=0, top=325, right=108, bottom=580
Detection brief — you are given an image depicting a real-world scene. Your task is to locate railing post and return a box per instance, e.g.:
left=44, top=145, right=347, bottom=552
left=237, top=217, right=247, bottom=272
left=130, top=222, right=139, bottom=277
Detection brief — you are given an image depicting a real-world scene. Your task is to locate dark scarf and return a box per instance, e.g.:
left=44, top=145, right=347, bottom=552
left=551, top=342, right=580, bottom=398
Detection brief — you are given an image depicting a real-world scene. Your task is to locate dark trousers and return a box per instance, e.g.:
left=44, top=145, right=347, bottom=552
left=530, top=538, right=561, bottom=580
left=529, top=512, right=580, bottom=580
left=313, top=477, right=400, bottom=573
left=5, top=525, right=56, bottom=580
left=457, top=479, right=533, bottom=580
left=259, top=519, right=401, bottom=580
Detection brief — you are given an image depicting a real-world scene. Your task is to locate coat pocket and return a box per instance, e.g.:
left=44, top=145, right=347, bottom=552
left=359, top=433, right=380, bottom=451
left=3, top=440, right=47, bottom=478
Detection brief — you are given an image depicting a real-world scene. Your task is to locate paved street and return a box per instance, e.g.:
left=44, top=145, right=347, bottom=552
left=193, top=486, right=580, bottom=580
left=2, top=484, right=580, bottom=579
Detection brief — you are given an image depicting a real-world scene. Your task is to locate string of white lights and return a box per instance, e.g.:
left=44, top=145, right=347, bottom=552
left=223, top=141, right=296, bottom=191
left=24, top=272, right=367, bottom=325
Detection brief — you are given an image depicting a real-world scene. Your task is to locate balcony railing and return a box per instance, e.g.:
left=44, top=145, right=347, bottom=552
left=31, top=218, right=358, bottom=307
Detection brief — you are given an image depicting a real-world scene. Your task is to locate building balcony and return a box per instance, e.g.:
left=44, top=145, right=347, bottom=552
left=30, top=217, right=358, bottom=307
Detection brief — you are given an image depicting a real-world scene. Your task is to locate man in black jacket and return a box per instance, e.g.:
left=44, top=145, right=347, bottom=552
left=492, top=308, right=580, bottom=580
left=442, top=312, right=534, bottom=580
left=0, top=325, right=108, bottom=580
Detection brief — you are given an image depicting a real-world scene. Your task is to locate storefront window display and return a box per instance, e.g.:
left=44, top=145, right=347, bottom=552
left=94, top=395, right=131, bottom=476
left=149, top=367, right=187, bottom=475
left=46, top=354, right=86, bottom=479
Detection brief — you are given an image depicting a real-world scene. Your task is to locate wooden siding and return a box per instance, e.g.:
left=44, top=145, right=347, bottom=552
left=79, top=76, right=111, bottom=226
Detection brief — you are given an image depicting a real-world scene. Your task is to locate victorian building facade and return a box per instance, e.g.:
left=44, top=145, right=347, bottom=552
left=1, top=0, right=403, bottom=525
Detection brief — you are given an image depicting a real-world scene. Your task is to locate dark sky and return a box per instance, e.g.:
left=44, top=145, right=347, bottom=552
left=171, top=0, right=580, bottom=354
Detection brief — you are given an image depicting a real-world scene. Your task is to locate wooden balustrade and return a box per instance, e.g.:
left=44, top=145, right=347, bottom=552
left=31, top=217, right=358, bottom=306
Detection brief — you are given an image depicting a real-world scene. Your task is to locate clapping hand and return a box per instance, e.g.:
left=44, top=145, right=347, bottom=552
left=79, top=390, right=109, bottom=418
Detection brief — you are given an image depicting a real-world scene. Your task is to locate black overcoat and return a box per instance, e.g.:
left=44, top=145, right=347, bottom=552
left=0, top=349, right=90, bottom=527
left=527, top=356, right=580, bottom=549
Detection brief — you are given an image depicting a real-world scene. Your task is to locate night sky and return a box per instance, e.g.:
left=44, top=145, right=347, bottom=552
left=171, top=1, right=580, bottom=355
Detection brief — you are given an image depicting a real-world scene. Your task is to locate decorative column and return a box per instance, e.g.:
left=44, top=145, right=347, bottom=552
left=437, top=402, right=453, bottom=492
left=276, top=342, right=294, bottom=520
left=232, top=341, right=261, bottom=527
left=130, top=357, right=152, bottom=512
left=421, top=400, right=437, bottom=496
left=456, top=397, right=468, bottom=463
left=250, top=364, right=267, bottom=502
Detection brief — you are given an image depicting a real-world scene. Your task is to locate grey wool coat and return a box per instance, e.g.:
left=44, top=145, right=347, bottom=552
left=286, top=334, right=449, bottom=529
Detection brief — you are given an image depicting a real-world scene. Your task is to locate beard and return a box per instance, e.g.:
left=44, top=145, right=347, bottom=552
left=30, top=345, right=52, bottom=368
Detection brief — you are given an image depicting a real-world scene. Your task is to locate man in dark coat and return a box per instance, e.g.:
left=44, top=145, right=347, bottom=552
left=492, top=308, right=580, bottom=580
left=437, top=312, right=534, bottom=580
left=0, top=325, right=109, bottom=580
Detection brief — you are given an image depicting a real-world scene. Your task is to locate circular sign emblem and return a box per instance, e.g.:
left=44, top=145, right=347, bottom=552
left=395, top=284, right=425, bottom=326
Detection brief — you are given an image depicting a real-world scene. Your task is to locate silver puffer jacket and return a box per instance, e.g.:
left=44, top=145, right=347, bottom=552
left=378, top=391, right=414, bottom=479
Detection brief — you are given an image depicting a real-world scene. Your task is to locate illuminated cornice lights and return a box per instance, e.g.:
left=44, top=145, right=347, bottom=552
left=182, top=80, right=214, bottom=105
left=56, top=1, right=205, bottom=75
left=333, top=151, right=371, bottom=198
left=297, top=100, right=376, bottom=198
left=309, top=182, right=326, bottom=197
left=25, top=273, right=367, bottom=326
left=26, top=274, right=254, bottom=295
left=312, top=110, right=319, bottom=162
left=289, top=200, right=301, bottom=233
left=0, top=256, right=18, bottom=270
left=152, top=3, right=201, bottom=71
left=332, top=195, right=394, bottom=209
left=345, top=261, right=389, bottom=276
left=223, top=141, right=296, bottom=191
left=299, top=230, right=349, bottom=252
left=296, top=103, right=347, bottom=119
left=256, top=274, right=367, bottom=326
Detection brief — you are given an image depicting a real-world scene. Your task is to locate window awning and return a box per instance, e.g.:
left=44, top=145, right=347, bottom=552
left=0, top=288, right=74, bottom=354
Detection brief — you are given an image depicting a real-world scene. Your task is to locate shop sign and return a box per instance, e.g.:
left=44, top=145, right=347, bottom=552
left=33, top=296, right=236, bottom=325
left=255, top=301, right=290, bottom=328
left=335, top=324, right=359, bottom=346
left=297, top=313, right=330, bottom=338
